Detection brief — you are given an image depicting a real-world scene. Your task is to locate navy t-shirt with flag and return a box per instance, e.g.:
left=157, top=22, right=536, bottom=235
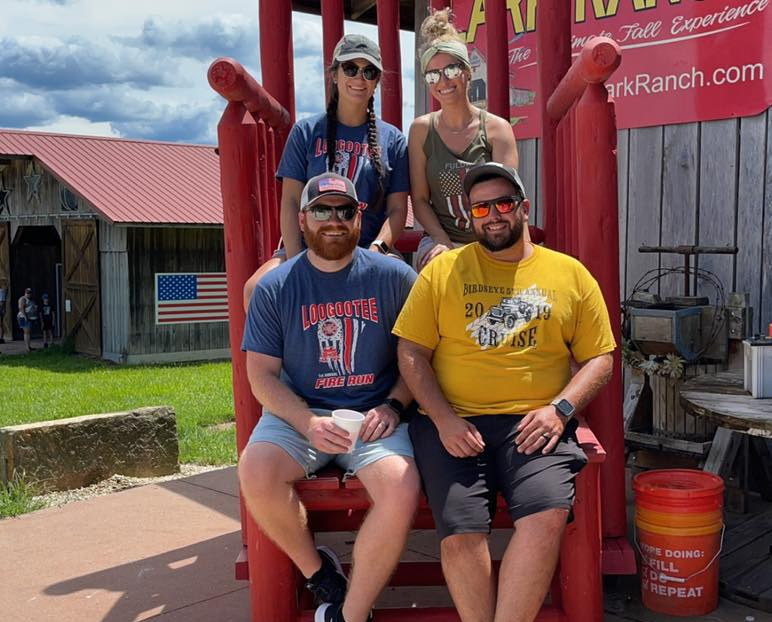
left=277, top=113, right=409, bottom=247
left=241, top=248, right=416, bottom=412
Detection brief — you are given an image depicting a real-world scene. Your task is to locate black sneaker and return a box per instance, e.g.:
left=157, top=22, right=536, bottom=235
left=305, top=546, right=347, bottom=605
left=314, top=603, right=373, bottom=622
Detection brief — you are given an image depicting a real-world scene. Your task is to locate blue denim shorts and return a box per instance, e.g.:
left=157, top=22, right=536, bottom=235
left=248, top=409, right=414, bottom=477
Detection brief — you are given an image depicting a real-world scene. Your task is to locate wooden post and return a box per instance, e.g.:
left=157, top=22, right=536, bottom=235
left=215, top=101, right=261, bottom=542
left=485, top=0, right=508, bottom=120
left=259, top=0, right=295, bottom=122
left=377, top=0, right=402, bottom=128
left=428, top=0, right=451, bottom=114
left=209, top=59, right=294, bottom=615
left=537, top=0, right=572, bottom=249
left=575, top=82, right=627, bottom=538
left=322, top=0, right=344, bottom=101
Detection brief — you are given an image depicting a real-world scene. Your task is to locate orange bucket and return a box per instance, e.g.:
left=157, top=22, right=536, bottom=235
left=633, top=469, right=724, bottom=616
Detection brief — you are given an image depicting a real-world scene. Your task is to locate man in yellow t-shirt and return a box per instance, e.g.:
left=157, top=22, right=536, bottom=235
left=393, top=162, right=615, bottom=622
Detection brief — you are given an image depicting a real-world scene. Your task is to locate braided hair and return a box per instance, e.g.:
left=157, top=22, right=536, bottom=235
left=325, top=62, right=385, bottom=212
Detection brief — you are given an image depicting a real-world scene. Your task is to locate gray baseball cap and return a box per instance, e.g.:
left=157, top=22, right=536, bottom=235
left=333, top=34, right=383, bottom=71
left=300, top=172, right=359, bottom=210
left=463, top=162, right=526, bottom=198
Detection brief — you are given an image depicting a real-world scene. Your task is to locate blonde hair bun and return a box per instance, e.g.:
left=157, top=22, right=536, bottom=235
left=419, top=8, right=465, bottom=51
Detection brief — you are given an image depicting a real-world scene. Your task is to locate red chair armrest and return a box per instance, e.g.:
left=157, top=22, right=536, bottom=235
left=574, top=416, right=605, bottom=463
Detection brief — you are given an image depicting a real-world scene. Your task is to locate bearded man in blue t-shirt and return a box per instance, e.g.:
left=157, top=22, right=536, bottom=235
left=240, top=172, right=419, bottom=622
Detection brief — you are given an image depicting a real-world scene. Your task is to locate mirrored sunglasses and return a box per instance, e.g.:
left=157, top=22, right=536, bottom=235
left=341, top=62, right=381, bottom=81
left=305, top=204, right=358, bottom=222
left=424, top=62, right=465, bottom=85
left=469, top=196, right=521, bottom=219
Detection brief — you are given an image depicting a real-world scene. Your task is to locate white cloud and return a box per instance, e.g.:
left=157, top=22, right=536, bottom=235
left=24, top=116, right=122, bottom=137
left=0, top=0, right=417, bottom=143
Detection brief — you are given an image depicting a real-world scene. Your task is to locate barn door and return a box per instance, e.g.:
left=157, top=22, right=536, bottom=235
left=0, top=223, right=9, bottom=339
left=63, top=219, right=101, bottom=356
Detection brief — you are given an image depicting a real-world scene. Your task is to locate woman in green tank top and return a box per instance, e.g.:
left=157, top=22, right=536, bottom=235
left=408, top=9, right=520, bottom=270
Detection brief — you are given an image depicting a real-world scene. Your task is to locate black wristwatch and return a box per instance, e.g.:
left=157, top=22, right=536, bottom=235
left=551, top=398, right=575, bottom=421
left=383, top=397, right=405, bottom=418
left=372, top=239, right=390, bottom=254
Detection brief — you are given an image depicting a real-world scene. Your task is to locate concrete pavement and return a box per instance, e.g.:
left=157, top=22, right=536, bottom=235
left=1, top=467, right=770, bottom=622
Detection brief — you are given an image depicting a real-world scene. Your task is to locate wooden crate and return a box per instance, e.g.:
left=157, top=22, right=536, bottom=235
left=651, top=364, right=719, bottom=441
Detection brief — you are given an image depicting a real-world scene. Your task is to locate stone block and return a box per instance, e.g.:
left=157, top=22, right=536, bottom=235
left=0, top=406, right=179, bottom=492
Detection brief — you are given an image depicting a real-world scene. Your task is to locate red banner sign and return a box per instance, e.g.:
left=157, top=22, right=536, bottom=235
left=452, top=0, right=771, bottom=138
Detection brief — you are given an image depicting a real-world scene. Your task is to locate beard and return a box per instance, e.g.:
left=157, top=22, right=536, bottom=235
left=304, top=222, right=360, bottom=260
left=475, top=215, right=524, bottom=252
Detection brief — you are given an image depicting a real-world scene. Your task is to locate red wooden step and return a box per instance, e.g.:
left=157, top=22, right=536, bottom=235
left=299, top=605, right=567, bottom=621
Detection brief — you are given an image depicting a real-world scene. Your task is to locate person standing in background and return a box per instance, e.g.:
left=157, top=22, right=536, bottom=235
left=0, top=285, right=7, bottom=344
left=17, top=287, right=37, bottom=352
left=40, top=293, right=55, bottom=348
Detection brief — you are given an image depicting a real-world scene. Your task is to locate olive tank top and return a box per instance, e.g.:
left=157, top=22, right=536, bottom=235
left=422, top=109, right=492, bottom=243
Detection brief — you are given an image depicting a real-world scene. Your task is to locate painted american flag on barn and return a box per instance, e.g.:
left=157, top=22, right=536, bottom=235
left=155, top=273, right=228, bottom=324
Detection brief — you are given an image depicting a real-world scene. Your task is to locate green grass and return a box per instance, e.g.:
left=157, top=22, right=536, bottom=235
left=1, top=346, right=237, bottom=465
left=0, top=471, right=46, bottom=518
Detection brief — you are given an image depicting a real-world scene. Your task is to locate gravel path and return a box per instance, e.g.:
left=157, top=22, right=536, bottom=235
left=33, top=464, right=233, bottom=510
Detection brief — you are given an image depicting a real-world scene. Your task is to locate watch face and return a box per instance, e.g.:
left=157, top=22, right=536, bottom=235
left=556, top=399, right=575, bottom=418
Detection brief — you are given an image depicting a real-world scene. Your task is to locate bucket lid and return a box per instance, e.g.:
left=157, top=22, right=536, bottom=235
left=633, top=469, right=724, bottom=500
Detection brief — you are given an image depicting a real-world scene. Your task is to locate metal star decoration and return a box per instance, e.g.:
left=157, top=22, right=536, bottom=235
left=0, top=185, right=11, bottom=215
left=24, top=173, right=42, bottom=203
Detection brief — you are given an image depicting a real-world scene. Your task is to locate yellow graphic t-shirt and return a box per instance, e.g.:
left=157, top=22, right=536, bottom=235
left=392, top=243, right=616, bottom=416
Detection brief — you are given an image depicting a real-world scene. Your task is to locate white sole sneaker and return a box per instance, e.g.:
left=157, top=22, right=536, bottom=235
left=314, top=602, right=335, bottom=622
left=317, top=545, right=346, bottom=578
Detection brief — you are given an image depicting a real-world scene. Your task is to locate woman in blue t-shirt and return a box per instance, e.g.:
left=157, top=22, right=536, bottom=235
left=244, top=34, right=409, bottom=308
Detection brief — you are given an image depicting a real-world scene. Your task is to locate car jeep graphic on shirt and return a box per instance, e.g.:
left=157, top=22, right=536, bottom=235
left=301, top=298, right=380, bottom=389
left=465, top=286, right=551, bottom=350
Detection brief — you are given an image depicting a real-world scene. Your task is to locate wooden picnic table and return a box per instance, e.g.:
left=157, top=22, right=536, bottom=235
left=680, top=369, right=772, bottom=438
left=680, top=369, right=772, bottom=611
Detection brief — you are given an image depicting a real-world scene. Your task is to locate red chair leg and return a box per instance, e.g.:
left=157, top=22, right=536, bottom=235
left=559, top=464, right=603, bottom=622
left=247, top=516, right=299, bottom=622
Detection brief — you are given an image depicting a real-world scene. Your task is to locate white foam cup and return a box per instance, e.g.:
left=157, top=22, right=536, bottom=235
left=331, top=409, right=365, bottom=453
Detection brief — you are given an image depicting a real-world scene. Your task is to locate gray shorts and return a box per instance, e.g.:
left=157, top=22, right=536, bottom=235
left=409, top=414, right=587, bottom=539
left=248, top=409, right=414, bottom=477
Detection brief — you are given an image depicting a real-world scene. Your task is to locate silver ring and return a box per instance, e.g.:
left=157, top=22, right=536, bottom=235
left=541, top=432, right=551, bottom=439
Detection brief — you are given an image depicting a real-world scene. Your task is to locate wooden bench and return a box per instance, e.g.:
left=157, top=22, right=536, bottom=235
left=236, top=417, right=606, bottom=622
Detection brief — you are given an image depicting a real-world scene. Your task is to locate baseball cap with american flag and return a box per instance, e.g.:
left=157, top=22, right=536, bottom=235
left=300, top=172, right=359, bottom=211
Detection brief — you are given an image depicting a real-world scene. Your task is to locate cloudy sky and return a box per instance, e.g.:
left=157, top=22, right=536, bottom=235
left=0, top=0, right=416, bottom=144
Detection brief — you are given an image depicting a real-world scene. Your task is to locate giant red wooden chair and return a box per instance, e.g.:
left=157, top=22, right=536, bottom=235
left=208, top=3, right=632, bottom=619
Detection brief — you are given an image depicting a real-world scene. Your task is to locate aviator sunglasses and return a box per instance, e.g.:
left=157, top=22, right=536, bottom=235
left=304, top=204, right=359, bottom=222
left=469, top=196, right=522, bottom=219
left=424, top=62, right=465, bottom=85
left=341, top=61, right=381, bottom=81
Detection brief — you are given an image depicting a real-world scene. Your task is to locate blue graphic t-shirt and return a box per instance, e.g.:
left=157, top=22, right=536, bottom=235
left=242, top=248, right=417, bottom=411
left=277, top=113, right=409, bottom=247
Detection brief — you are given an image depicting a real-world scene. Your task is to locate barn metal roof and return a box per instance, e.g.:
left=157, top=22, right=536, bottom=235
left=0, top=129, right=222, bottom=225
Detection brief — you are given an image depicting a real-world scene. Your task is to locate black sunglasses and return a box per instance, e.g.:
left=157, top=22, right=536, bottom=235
left=341, top=61, right=380, bottom=81
left=424, top=62, right=465, bottom=85
left=469, top=196, right=522, bottom=219
left=304, top=204, right=358, bottom=222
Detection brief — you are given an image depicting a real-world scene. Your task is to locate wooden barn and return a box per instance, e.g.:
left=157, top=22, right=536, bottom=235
left=0, top=130, right=229, bottom=364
